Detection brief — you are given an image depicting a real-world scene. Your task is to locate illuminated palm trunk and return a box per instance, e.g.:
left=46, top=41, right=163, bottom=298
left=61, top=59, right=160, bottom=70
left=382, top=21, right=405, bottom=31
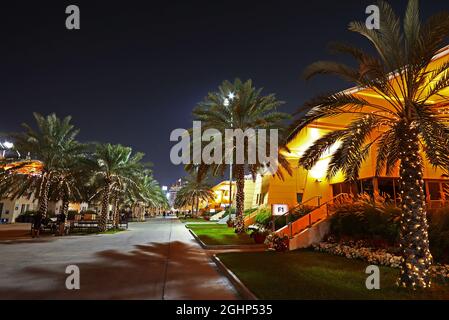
left=398, top=123, right=432, bottom=289
left=38, top=175, right=50, bottom=218
left=62, top=198, right=69, bottom=215
left=112, top=196, right=119, bottom=228
left=99, top=181, right=111, bottom=232
left=234, top=164, right=245, bottom=233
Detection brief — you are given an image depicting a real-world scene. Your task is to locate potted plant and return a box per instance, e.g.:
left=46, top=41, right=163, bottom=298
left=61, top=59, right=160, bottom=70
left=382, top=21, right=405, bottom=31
left=248, top=224, right=269, bottom=244
left=265, top=232, right=289, bottom=252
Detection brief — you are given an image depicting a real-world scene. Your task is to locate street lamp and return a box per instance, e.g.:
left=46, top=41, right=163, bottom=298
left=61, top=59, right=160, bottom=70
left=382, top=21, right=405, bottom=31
left=224, top=92, right=235, bottom=221
left=1, top=141, right=14, bottom=158
left=3, top=141, right=13, bottom=149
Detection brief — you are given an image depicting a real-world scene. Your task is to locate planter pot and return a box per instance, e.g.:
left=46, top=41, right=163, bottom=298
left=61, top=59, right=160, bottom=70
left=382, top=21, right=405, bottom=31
left=253, top=233, right=267, bottom=244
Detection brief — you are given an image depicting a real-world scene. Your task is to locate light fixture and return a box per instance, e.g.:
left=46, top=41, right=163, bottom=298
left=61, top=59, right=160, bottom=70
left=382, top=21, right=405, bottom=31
left=3, top=141, right=13, bottom=149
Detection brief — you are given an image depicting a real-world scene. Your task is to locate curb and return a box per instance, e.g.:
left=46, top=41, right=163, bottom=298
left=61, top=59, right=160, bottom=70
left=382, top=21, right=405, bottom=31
left=188, top=229, right=267, bottom=250
left=212, top=254, right=258, bottom=300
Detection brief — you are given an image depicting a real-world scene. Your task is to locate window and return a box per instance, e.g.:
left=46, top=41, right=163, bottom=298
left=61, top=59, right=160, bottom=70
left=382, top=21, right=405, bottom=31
left=378, top=178, right=395, bottom=201
left=296, top=193, right=303, bottom=203
left=360, top=179, right=374, bottom=197
left=0, top=203, right=3, bottom=217
left=428, top=182, right=442, bottom=200
left=21, top=204, right=26, bottom=214
left=332, top=182, right=358, bottom=197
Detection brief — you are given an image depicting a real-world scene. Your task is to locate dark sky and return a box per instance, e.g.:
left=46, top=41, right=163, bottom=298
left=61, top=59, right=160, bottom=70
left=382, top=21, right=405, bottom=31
left=0, top=0, right=447, bottom=186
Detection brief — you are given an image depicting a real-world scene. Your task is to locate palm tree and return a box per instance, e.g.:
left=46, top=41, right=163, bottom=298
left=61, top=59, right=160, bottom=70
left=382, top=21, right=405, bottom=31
left=288, top=0, right=449, bottom=289
left=121, top=170, right=167, bottom=222
left=0, top=113, right=83, bottom=218
left=48, top=152, right=91, bottom=216
left=174, top=173, right=214, bottom=215
left=133, top=171, right=168, bottom=220
left=89, top=144, right=144, bottom=231
left=191, top=79, right=291, bottom=232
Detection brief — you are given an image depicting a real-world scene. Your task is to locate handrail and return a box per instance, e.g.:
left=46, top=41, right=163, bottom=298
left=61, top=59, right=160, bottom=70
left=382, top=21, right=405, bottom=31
left=311, top=193, right=350, bottom=211
left=272, top=195, right=323, bottom=231
left=276, top=193, right=351, bottom=239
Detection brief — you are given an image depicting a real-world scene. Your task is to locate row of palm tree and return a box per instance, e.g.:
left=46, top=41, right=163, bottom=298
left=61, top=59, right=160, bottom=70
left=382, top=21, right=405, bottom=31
left=183, top=0, right=449, bottom=290
left=0, top=113, right=168, bottom=232
left=174, top=172, right=215, bottom=215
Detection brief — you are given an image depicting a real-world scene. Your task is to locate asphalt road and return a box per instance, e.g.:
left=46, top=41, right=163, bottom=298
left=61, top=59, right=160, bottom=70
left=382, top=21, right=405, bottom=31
left=0, top=217, right=238, bottom=300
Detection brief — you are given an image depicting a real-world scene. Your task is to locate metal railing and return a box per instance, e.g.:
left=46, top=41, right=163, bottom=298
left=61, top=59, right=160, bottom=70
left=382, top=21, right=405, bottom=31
left=272, top=195, right=323, bottom=232
left=276, top=193, right=351, bottom=239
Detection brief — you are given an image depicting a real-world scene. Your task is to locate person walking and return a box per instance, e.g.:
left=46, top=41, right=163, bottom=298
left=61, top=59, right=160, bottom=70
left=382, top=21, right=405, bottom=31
left=32, top=212, right=42, bottom=238
left=58, top=212, right=66, bottom=236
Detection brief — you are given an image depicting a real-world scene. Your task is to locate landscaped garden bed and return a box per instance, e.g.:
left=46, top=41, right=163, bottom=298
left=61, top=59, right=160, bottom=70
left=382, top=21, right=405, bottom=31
left=186, top=223, right=255, bottom=246
left=217, top=250, right=449, bottom=300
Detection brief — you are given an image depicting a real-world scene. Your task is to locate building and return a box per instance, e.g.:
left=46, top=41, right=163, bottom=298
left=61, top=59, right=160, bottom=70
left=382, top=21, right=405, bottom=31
left=247, top=45, right=449, bottom=210
left=244, top=45, right=449, bottom=249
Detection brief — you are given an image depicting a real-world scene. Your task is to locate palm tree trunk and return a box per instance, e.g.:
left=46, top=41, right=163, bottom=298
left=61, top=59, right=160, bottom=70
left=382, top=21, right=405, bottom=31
left=99, top=181, right=111, bottom=232
left=234, top=164, right=245, bottom=233
left=112, top=196, right=119, bottom=228
left=62, top=198, right=69, bottom=215
left=38, top=175, right=51, bottom=218
left=397, top=124, right=432, bottom=289
left=196, top=195, right=200, bottom=216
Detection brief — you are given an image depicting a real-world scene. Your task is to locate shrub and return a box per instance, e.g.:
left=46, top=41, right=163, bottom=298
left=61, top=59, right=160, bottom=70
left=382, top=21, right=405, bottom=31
left=329, top=195, right=400, bottom=246
left=255, top=208, right=272, bottom=227
left=244, top=208, right=258, bottom=216
left=428, top=208, right=449, bottom=264
left=222, top=207, right=236, bottom=218
left=15, top=210, right=37, bottom=223
left=67, top=210, right=78, bottom=221
left=265, top=232, right=289, bottom=251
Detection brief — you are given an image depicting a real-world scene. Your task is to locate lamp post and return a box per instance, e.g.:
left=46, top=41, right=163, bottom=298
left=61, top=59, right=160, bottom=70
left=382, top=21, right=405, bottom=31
left=1, top=141, right=14, bottom=158
left=224, top=92, right=235, bottom=222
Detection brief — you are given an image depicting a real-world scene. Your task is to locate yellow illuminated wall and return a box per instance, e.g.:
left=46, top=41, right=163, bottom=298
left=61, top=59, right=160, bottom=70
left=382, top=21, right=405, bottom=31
left=246, top=46, right=449, bottom=209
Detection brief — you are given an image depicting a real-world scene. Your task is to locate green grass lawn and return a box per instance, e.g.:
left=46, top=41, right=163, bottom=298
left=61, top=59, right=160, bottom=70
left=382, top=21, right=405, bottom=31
left=187, top=223, right=255, bottom=246
left=217, top=250, right=449, bottom=300
left=179, top=217, right=212, bottom=223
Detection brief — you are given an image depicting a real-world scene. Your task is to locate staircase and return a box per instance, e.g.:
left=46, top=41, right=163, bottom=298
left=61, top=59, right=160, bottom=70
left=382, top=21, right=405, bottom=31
left=275, top=193, right=351, bottom=251
left=210, top=210, right=226, bottom=222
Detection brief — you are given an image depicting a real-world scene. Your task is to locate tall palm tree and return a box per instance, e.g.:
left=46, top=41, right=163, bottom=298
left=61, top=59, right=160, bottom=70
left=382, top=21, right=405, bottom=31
left=48, top=153, right=91, bottom=215
left=121, top=170, right=167, bottom=222
left=191, top=79, right=291, bottom=232
left=288, top=0, right=449, bottom=289
left=89, top=144, right=144, bottom=231
left=0, top=113, right=83, bottom=217
left=174, top=173, right=214, bottom=215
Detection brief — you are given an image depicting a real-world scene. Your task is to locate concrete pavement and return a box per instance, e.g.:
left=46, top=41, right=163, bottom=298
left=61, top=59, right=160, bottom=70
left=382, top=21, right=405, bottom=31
left=0, top=217, right=239, bottom=300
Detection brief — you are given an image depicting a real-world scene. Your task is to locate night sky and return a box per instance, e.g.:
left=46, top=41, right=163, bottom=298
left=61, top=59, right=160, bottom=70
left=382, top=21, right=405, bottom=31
left=1, top=0, right=447, bottom=186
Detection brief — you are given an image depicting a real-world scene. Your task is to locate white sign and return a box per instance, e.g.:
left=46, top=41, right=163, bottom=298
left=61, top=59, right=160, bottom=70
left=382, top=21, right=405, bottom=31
left=272, top=204, right=289, bottom=216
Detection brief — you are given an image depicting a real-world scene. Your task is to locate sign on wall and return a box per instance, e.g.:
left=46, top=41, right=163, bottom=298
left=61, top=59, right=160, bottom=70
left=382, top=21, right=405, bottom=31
left=272, top=204, right=289, bottom=216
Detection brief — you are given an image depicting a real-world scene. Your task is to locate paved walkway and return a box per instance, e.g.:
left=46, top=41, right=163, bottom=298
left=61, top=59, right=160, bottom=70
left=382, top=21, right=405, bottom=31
left=0, top=217, right=238, bottom=300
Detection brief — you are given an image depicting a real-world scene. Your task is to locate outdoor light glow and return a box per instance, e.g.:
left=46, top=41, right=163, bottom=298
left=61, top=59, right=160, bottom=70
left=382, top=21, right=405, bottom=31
left=309, top=158, right=330, bottom=180
left=3, top=141, right=13, bottom=149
